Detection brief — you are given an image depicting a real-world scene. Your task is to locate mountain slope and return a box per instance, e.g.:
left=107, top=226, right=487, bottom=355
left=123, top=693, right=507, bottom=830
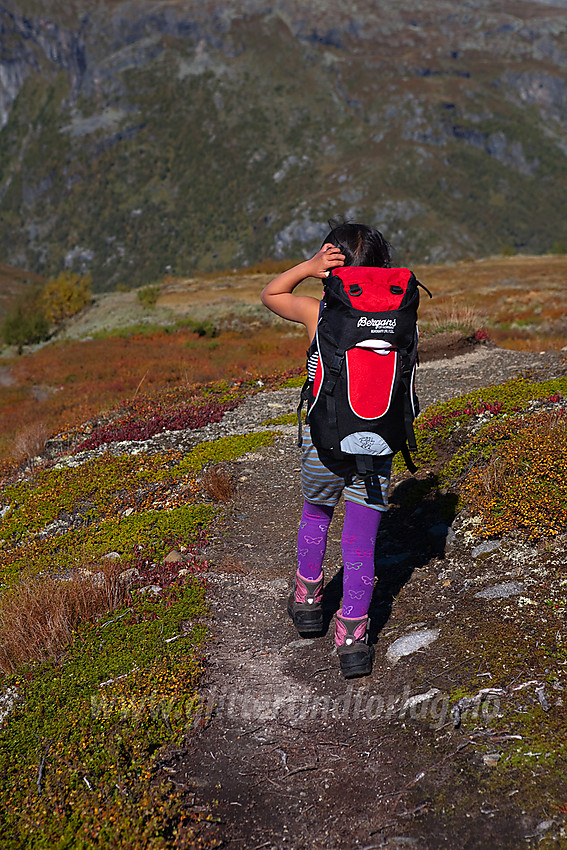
left=2, top=0, right=567, bottom=288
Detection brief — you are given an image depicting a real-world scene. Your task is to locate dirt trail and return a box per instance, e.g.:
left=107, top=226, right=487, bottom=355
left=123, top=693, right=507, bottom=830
left=161, top=346, right=567, bottom=850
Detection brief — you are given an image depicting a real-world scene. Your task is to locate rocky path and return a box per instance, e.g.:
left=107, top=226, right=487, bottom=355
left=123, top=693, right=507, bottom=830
left=160, top=346, right=567, bottom=850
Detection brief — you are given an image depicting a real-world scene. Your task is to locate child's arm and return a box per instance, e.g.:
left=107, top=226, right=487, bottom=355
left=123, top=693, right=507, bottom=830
left=261, top=244, right=344, bottom=338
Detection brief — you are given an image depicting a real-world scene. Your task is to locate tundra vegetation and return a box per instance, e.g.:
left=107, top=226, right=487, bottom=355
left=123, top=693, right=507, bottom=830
left=0, top=257, right=564, bottom=845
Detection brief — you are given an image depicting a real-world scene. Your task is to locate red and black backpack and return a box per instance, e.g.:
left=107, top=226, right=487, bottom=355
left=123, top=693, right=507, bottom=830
left=298, top=266, right=431, bottom=474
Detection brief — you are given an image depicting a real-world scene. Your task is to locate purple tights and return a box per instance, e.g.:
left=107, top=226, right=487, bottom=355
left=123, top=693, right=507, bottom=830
left=297, top=501, right=334, bottom=580
left=297, top=499, right=381, bottom=618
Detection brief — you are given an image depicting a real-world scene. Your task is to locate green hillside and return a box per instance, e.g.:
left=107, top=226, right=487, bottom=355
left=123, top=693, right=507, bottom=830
left=2, top=0, right=567, bottom=289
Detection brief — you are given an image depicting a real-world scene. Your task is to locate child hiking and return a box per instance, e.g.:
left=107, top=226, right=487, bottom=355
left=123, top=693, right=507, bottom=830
left=261, top=222, right=424, bottom=679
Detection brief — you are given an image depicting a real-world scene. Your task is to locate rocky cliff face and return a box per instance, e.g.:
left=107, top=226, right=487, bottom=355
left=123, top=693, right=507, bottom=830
left=1, top=0, right=567, bottom=288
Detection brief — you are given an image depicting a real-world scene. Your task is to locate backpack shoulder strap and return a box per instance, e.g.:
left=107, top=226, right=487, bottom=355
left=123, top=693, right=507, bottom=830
left=297, top=378, right=311, bottom=447
left=297, top=301, right=326, bottom=446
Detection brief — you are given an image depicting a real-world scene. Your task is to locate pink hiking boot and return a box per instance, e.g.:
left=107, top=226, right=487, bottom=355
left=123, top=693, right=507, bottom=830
left=287, top=570, right=324, bottom=634
left=335, top=611, right=374, bottom=678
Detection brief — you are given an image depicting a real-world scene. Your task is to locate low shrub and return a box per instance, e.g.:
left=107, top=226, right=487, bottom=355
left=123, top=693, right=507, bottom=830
left=0, top=554, right=209, bottom=847
left=179, top=317, right=218, bottom=338
left=394, top=375, right=567, bottom=542
left=136, top=284, right=161, bottom=309
left=74, top=397, right=240, bottom=451
left=170, top=431, right=276, bottom=476
left=1, top=286, right=49, bottom=350
left=42, top=272, right=92, bottom=323
left=403, top=375, right=567, bottom=469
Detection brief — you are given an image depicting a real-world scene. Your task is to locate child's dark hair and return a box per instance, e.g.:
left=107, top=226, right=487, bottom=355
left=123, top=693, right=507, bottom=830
left=323, top=220, right=392, bottom=268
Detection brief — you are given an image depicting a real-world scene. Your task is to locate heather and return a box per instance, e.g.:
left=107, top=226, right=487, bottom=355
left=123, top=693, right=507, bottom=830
left=0, top=556, right=210, bottom=847
left=0, top=356, right=566, bottom=845
left=458, top=410, right=567, bottom=540
left=0, top=404, right=277, bottom=846
left=0, top=324, right=306, bottom=463
left=394, top=374, right=567, bottom=542
left=1, top=252, right=566, bottom=473
left=74, top=396, right=240, bottom=451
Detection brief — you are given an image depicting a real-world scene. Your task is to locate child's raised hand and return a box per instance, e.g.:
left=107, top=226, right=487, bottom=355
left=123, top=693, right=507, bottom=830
left=307, top=243, right=346, bottom=279
left=260, top=242, right=346, bottom=335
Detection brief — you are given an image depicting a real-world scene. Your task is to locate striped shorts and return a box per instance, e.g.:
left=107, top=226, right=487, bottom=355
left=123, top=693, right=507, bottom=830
left=300, top=425, right=392, bottom=513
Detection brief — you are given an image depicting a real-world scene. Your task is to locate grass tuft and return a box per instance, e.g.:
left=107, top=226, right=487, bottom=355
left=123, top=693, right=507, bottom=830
left=0, top=560, right=129, bottom=673
left=421, top=301, right=484, bottom=337
left=201, top=464, right=236, bottom=503
left=12, top=420, right=49, bottom=466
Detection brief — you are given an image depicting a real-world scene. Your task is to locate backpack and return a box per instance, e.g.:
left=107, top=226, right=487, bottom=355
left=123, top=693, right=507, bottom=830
left=298, top=266, right=431, bottom=474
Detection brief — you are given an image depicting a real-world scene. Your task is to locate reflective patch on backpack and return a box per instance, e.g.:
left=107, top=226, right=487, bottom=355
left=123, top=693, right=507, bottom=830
left=409, top=362, right=418, bottom=418
left=312, top=350, right=323, bottom=403
left=340, top=432, right=394, bottom=456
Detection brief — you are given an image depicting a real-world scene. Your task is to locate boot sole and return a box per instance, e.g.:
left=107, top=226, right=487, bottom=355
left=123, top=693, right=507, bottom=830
left=338, top=644, right=375, bottom=678
left=287, top=596, right=323, bottom=633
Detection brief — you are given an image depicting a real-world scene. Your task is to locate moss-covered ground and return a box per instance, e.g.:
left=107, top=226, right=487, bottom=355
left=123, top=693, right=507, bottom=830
left=394, top=374, right=567, bottom=541
left=0, top=402, right=278, bottom=847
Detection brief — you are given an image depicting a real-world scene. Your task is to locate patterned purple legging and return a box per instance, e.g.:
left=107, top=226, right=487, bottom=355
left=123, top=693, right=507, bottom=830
left=297, top=499, right=381, bottom=618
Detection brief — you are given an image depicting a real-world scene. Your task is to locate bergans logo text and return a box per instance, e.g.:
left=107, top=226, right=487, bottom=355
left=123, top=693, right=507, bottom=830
left=357, top=317, right=397, bottom=333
